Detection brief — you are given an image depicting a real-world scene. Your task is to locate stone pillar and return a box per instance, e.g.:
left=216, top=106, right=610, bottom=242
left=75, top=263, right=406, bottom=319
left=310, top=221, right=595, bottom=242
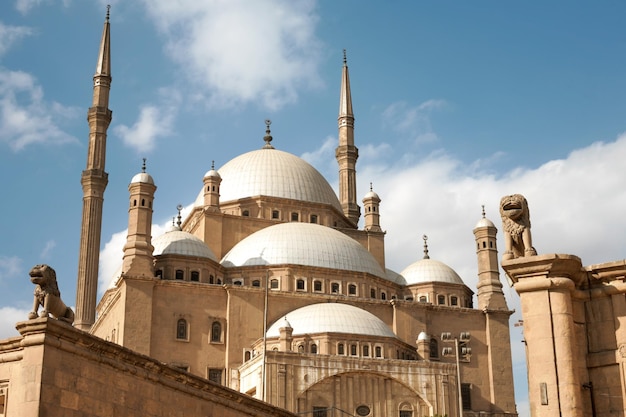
left=503, top=254, right=585, bottom=417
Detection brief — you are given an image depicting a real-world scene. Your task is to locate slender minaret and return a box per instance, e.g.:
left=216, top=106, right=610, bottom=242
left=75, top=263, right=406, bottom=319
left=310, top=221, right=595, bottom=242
left=203, top=160, right=222, bottom=210
left=75, top=7, right=112, bottom=331
left=121, top=159, right=156, bottom=277
left=336, top=50, right=360, bottom=226
left=473, top=206, right=507, bottom=311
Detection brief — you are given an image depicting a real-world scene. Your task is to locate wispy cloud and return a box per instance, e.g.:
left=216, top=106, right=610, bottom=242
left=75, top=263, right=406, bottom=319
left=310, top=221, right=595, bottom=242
left=0, top=21, right=33, bottom=56
left=113, top=87, right=180, bottom=153
left=138, top=0, right=322, bottom=110
left=40, top=240, right=56, bottom=259
left=0, top=255, right=22, bottom=281
left=0, top=68, right=80, bottom=151
left=382, top=99, right=447, bottom=145
left=14, top=0, right=71, bottom=15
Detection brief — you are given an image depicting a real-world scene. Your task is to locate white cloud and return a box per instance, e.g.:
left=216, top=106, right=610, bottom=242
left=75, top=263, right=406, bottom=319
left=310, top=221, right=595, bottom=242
left=0, top=306, right=29, bottom=339
left=0, top=255, right=22, bottom=281
left=139, top=0, right=322, bottom=110
left=0, top=22, right=33, bottom=56
left=40, top=240, right=56, bottom=260
left=14, top=0, right=71, bottom=14
left=113, top=87, right=180, bottom=153
left=0, top=68, right=80, bottom=151
left=382, top=99, right=447, bottom=145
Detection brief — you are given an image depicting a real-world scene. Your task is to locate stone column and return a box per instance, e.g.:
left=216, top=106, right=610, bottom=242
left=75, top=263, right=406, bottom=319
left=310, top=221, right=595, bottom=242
left=503, top=254, right=585, bottom=417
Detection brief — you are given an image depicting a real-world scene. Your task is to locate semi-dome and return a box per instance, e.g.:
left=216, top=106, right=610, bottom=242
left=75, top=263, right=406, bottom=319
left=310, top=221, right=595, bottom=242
left=400, top=258, right=464, bottom=285
left=195, top=148, right=342, bottom=211
left=220, top=222, right=387, bottom=279
left=266, top=303, right=396, bottom=338
left=152, top=229, right=217, bottom=261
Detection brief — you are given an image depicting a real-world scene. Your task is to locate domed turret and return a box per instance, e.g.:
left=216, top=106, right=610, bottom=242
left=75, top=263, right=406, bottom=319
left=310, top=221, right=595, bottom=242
left=400, top=236, right=464, bottom=285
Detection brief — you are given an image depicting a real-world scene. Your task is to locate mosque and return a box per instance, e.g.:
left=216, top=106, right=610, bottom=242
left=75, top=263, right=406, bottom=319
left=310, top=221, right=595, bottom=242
left=0, top=10, right=520, bottom=417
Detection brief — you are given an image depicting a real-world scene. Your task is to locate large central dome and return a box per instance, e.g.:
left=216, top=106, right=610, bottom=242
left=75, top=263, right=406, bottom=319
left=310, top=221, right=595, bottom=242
left=196, top=148, right=342, bottom=211
left=220, top=222, right=387, bottom=279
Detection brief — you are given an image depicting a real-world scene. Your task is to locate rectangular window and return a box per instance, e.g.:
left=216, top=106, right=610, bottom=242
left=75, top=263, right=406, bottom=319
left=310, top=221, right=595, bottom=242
left=437, top=295, right=445, bottom=305
left=314, top=280, right=322, bottom=291
left=270, top=279, right=279, bottom=289
left=208, top=368, right=223, bottom=385
left=350, top=344, right=357, bottom=356
left=461, top=383, right=472, bottom=410
left=310, top=214, right=318, bottom=223
left=313, top=407, right=327, bottom=417
left=451, top=296, right=458, bottom=306
left=272, top=210, right=280, bottom=219
left=291, top=212, right=299, bottom=221
left=0, top=384, right=6, bottom=417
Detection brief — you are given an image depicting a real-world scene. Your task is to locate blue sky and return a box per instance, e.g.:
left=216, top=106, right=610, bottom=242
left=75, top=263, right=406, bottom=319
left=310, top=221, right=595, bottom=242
left=3, top=1, right=626, bottom=415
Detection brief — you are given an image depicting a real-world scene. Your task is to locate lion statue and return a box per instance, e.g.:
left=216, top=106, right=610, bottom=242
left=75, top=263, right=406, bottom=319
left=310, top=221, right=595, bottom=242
left=500, top=194, right=537, bottom=260
left=28, top=264, right=75, bottom=324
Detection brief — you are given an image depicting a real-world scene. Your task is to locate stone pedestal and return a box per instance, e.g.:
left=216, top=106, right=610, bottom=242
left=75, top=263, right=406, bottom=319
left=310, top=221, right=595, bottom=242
left=503, top=254, right=585, bottom=417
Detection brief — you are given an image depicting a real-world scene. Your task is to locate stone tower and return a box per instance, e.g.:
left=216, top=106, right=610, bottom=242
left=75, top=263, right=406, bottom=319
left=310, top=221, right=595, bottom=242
left=336, top=50, right=360, bottom=226
left=362, top=183, right=382, bottom=232
left=203, top=161, right=222, bottom=210
left=121, top=160, right=156, bottom=277
left=473, top=207, right=507, bottom=311
left=75, top=8, right=112, bottom=331
left=473, top=208, right=517, bottom=415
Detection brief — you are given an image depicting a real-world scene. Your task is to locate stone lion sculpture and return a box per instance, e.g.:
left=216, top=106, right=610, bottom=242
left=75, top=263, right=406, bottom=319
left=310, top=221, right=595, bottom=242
left=500, top=194, right=537, bottom=260
left=28, top=264, right=75, bottom=324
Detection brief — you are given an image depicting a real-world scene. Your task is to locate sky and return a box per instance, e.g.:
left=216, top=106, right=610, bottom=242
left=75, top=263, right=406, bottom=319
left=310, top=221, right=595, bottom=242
left=2, top=1, right=626, bottom=415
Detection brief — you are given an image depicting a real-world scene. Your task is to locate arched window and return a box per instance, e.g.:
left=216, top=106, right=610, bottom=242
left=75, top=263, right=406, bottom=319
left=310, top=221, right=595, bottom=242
left=176, top=319, right=188, bottom=340
left=370, top=288, right=376, bottom=298
left=313, top=280, right=322, bottom=292
left=419, top=295, right=427, bottom=303
left=190, top=271, right=199, bottom=282
left=331, top=283, right=340, bottom=293
left=363, top=345, right=369, bottom=357
left=291, top=212, right=299, bottom=221
left=272, top=210, right=280, bottom=219
left=211, top=321, right=221, bottom=343
left=155, top=269, right=163, bottom=279
left=242, top=210, right=249, bottom=217
left=209, top=275, right=214, bottom=284
left=141, top=198, right=145, bottom=206
left=298, top=344, right=305, bottom=353
left=252, top=280, right=261, bottom=287
left=429, top=338, right=438, bottom=359
left=350, top=344, right=357, bottom=356
left=437, top=295, right=446, bottom=305
left=310, top=214, right=318, bottom=224
left=175, top=270, right=184, bottom=280
left=375, top=346, right=382, bottom=358
left=348, top=284, right=357, bottom=295
left=270, top=279, right=279, bottom=289
left=338, top=343, right=344, bottom=355
left=451, top=296, right=458, bottom=306
left=216, top=278, right=222, bottom=285
left=233, top=279, right=243, bottom=286
left=296, top=279, right=305, bottom=290
left=381, top=292, right=387, bottom=300
left=244, top=351, right=251, bottom=361
left=310, top=344, right=318, bottom=354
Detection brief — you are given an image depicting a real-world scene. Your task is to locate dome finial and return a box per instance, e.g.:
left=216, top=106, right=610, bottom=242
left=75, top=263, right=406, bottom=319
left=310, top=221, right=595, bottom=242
left=106, top=4, right=111, bottom=21
left=481, top=204, right=486, bottom=218
left=263, top=119, right=274, bottom=149
left=141, top=158, right=147, bottom=173
left=211, top=160, right=215, bottom=170
left=369, top=182, right=373, bottom=192
left=343, top=49, right=347, bottom=66
left=422, top=234, right=430, bottom=259
left=176, top=204, right=183, bottom=229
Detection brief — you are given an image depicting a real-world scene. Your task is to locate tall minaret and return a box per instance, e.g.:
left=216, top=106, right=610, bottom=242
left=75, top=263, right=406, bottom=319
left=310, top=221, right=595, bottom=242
left=336, top=50, right=360, bottom=226
left=75, top=7, right=112, bottom=331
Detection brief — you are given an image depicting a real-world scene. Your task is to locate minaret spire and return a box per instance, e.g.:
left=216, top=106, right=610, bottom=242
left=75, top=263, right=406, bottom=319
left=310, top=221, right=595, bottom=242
left=75, top=8, right=113, bottom=331
left=336, top=49, right=360, bottom=226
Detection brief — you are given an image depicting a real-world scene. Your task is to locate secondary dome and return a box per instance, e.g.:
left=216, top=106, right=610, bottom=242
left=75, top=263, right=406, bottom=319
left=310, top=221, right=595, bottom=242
left=152, top=229, right=217, bottom=261
left=266, top=303, right=396, bottom=338
left=400, top=258, right=464, bottom=285
left=195, top=148, right=342, bottom=211
left=220, top=222, right=386, bottom=279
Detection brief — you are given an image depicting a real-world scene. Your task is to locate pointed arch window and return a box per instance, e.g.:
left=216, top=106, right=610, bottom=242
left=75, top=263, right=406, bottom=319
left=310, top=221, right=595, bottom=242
left=176, top=319, right=188, bottom=340
left=211, top=321, right=222, bottom=343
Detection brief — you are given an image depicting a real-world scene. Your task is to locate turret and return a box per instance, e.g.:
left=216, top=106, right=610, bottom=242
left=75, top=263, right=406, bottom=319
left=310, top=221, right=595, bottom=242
left=75, top=7, right=112, bottom=331
left=336, top=50, right=360, bottom=226
left=203, top=161, right=222, bottom=210
left=362, top=183, right=381, bottom=232
left=473, top=206, right=507, bottom=311
left=122, top=159, right=157, bottom=277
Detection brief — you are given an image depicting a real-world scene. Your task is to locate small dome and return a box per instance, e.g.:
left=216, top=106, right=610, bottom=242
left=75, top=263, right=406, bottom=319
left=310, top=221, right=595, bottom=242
left=400, top=258, right=464, bottom=285
left=417, top=331, right=429, bottom=341
left=204, top=168, right=221, bottom=179
left=266, top=303, right=396, bottom=338
left=131, top=172, right=154, bottom=185
left=220, top=223, right=386, bottom=279
left=474, top=217, right=495, bottom=229
left=363, top=190, right=380, bottom=200
left=195, top=148, right=341, bottom=211
left=152, top=230, right=217, bottom=261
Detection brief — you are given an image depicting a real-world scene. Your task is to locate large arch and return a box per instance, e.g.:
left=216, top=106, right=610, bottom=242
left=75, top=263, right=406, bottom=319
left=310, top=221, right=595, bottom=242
left=296, top=370, right=435, bottom=417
